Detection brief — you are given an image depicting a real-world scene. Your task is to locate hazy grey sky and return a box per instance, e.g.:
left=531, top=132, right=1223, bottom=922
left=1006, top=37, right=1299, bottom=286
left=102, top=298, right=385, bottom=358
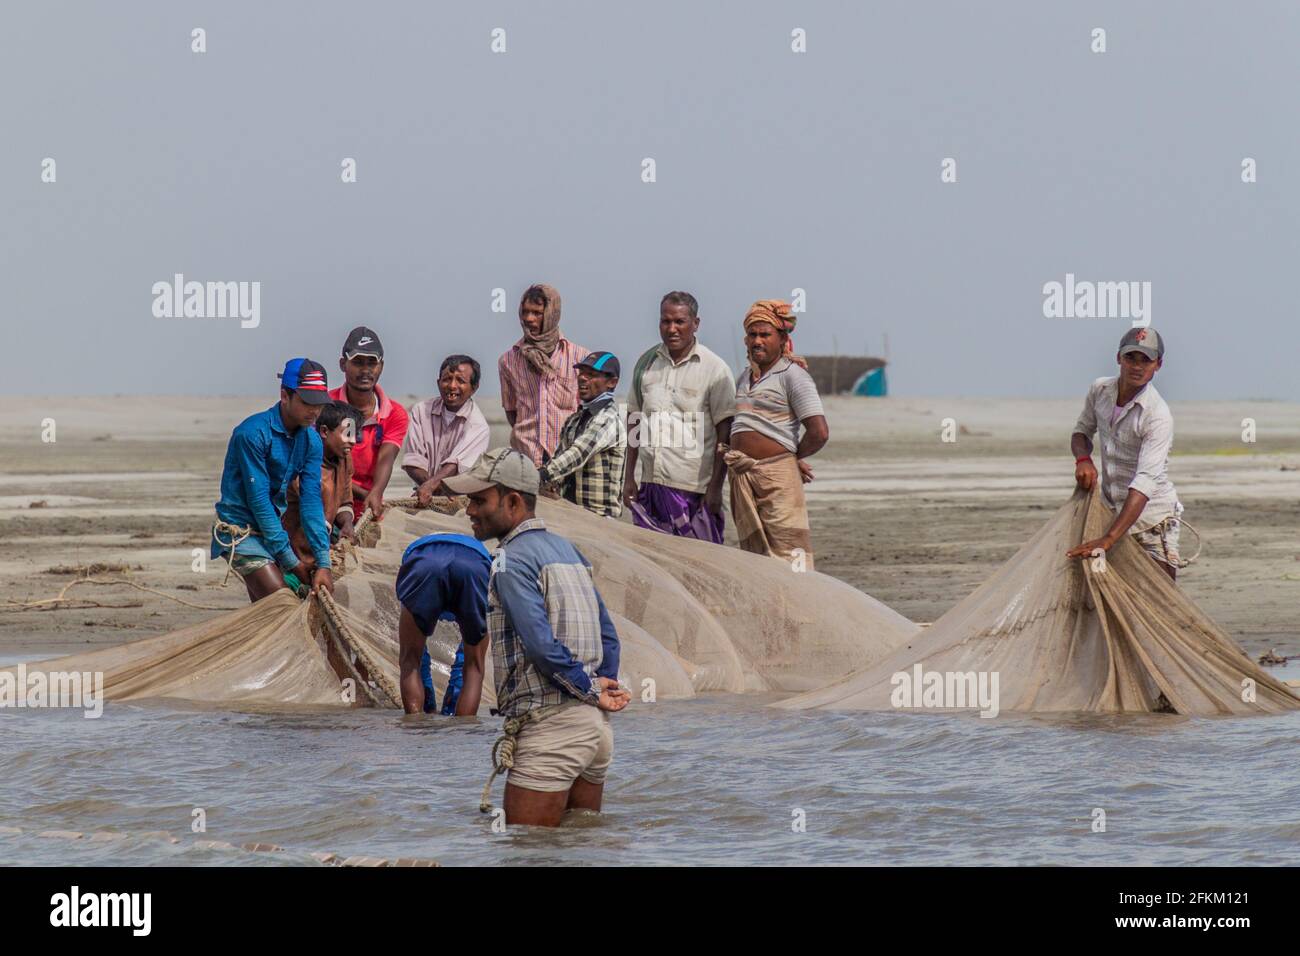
left=3, top=2, right=1297, bottom=402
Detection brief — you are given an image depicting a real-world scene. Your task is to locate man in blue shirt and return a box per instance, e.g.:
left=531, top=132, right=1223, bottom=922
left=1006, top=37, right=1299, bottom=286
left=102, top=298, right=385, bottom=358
left=210, top=358, right=336, bottom=602
left=445, top=448, right=631, bottom=827
left=395, top=532, right=491, bottom=715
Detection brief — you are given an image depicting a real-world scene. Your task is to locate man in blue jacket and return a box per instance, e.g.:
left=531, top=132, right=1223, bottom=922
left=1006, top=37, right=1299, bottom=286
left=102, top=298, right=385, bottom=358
left=211, top=358, right=336, bottom=602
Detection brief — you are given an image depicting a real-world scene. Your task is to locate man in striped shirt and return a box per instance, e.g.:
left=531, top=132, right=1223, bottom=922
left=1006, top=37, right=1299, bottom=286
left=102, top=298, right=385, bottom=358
left=498, top=284, right=590, bottom=466
left=539, top=351, right=626, bottom=518
left=723, top=300, right=829, bottom=567
left=1066, top=327, right=1182, bottom=580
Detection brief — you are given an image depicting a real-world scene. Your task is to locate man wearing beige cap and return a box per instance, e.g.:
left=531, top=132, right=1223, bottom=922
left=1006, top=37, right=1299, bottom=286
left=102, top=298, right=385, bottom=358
left=1067, top=327, right=1183, bottom=580
left=444, top=448, right=631, bottom=826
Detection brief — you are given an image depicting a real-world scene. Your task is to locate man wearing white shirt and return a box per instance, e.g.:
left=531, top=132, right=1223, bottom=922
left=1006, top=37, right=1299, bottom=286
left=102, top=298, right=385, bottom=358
left=621, top=291, right=736, bottom=543
left=403, top=355, right=492, bottom=506
left=1066, top=327, right=1182, bottom=580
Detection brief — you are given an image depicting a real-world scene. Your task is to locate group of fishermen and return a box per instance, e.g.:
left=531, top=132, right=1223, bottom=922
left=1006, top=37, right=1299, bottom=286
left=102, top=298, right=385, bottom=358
left=208, top=282, right=1182, bottom=826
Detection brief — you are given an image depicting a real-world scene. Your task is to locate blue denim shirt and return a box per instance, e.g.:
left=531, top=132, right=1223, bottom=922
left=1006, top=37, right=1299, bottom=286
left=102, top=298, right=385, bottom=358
left=214, top=404, right=331, bottom=570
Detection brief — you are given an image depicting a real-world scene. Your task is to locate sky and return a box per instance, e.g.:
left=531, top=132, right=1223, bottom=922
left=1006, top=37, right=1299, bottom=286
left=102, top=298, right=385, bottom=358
left=3, top=1, right=1297, bottom=402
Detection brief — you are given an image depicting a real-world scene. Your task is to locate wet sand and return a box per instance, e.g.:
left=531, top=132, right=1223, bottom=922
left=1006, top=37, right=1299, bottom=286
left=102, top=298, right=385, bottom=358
left=2, top=394, right=1297, bottom=661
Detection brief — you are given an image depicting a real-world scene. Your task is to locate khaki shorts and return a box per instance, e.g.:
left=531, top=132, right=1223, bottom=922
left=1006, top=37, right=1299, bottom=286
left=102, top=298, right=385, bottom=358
left=507, top=704, right=613, bottom=793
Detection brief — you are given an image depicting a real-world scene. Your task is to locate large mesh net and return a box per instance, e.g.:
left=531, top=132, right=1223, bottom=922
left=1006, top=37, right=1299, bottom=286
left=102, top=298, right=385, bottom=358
left=3, top=497, right=919, bottom=709
left=777, top=488, right=1300, bottom=716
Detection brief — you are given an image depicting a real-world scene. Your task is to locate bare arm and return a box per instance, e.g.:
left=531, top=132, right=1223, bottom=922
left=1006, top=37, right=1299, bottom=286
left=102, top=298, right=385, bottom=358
left=1071, top=432, right=1098, bottom=490
left=403, top=465, right=430, bottom=487
left=397, top=608, right=427, bottom=715
left=703, top=417, right=732, bottom=514
left=797, top=415, right=829, bottom=459
left=361, top=443, right=401, bottom=519
left=505, top=409, right=517, bottom=428
left=1067, top=487, right=1149, bottom=558
left=622, top=413, right=641, bottom=507
left=456, top=639, right=488, bottom=716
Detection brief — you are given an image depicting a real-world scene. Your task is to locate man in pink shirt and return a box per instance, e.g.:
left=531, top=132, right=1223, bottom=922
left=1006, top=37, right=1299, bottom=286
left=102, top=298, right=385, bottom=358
left=403, top=354, right=492, bottom=505
left=498, top=284, right=590, bottom=466
left=328, top=326, right=409, bottom=521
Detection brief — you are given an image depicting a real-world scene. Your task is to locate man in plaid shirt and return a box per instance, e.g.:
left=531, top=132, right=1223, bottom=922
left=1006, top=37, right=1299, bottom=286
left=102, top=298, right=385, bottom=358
left=539, top=351, right=626, bottom=518
left=444, top=448, right=631, bottom=827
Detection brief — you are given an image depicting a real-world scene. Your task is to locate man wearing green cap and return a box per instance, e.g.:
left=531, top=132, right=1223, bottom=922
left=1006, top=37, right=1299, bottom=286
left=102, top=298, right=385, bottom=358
left=1067, top=327, right=1183, bottom=580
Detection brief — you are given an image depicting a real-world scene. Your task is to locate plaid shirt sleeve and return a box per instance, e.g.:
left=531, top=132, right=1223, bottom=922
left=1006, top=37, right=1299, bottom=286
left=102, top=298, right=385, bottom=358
left=493, top=556, right=597, bottom=703
left=539, top=402, right=621, bottom=484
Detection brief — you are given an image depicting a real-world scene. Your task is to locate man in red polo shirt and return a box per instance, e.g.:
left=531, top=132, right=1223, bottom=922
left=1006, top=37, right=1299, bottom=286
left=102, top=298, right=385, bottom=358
left=329, top=326, right=409, bottom=521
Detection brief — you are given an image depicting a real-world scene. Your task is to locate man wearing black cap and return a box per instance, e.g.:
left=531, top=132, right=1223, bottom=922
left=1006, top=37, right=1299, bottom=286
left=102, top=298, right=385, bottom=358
left=1067, top=327, right=1183, bottom=580
left=539, top=351, right=627, bottom=518
left=328, top=326, right=409, bottom=523
left=210, top=358, right=335, bottom=602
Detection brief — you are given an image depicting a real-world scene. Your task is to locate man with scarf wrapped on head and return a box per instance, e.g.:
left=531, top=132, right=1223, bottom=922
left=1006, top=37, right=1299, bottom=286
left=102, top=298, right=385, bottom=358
left=721, top=299, right=829, bottom=568
left=498, top=284, right=591, bottom=467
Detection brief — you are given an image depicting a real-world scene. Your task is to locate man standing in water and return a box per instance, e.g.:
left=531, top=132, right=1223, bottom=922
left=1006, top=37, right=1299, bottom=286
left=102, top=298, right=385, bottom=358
left=211, top=359, right=335, bottom=602
left=395, top=531, right=492, bottom=716
left=723, top=300, right=828, bottom=567
left=329, top=326, right=408, bottom=523
left=1066, top=327, right=1182, bottom=580
left=622, top=291, right=736, bottom=543
left=444, top=448, right=630, bottom=826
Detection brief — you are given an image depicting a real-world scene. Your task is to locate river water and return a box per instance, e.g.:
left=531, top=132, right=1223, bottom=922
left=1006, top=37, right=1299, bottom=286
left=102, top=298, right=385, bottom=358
left=2, top=681, right=1298, bottom=866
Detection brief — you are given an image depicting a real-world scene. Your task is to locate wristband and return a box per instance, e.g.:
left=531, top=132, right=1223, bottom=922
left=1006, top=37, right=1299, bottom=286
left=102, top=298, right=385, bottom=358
left=1075, top=455, right=1092, bottom=464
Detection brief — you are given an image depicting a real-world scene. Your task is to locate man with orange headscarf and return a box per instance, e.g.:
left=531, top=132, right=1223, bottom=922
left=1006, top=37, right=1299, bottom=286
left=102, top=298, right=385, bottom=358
left=498, top=284, right=591, bottom=466
left=720, top=300, right=829, bottom=568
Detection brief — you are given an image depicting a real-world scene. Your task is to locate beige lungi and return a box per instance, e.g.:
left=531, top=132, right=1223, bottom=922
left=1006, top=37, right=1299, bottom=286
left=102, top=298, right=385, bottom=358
left=722, top=447, right=814, bottom=570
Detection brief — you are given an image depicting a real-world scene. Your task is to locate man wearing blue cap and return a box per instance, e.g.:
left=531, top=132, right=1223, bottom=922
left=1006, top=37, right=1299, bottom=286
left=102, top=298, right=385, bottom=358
left=538, top=351, right=626, bottom=518
left=210, top=358, right=336, bottom=602
left=1067, top=327, right=1183, bottom=580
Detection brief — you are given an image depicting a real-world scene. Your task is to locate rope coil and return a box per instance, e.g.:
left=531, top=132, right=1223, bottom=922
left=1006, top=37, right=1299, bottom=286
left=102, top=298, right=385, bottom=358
left=477, top=701, right=578, bottom=813
left=211, top=520, right=254, bottom=587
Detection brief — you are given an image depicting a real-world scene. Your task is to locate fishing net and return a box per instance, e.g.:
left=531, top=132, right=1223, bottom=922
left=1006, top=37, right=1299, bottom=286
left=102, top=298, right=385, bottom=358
left=3, top=496, right=919, bottom=709
left=777, top=487, right=1300, bottom=717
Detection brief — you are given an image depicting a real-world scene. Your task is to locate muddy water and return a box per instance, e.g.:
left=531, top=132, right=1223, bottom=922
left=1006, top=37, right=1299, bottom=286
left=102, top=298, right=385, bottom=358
left=2, top=687, right=1297, bottom=866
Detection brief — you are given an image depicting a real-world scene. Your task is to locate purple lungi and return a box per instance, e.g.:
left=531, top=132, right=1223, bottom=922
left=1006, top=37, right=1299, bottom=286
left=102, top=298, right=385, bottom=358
left=630, top=482, right=725, bottom=545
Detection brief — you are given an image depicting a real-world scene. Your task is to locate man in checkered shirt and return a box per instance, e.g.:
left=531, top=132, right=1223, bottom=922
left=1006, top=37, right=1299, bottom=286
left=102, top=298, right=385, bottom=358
left=1066, top=327, right=1183, bottom=580
left=444, top=448, right=631, bottom=827
left=539, top=351, right=626, bottom=518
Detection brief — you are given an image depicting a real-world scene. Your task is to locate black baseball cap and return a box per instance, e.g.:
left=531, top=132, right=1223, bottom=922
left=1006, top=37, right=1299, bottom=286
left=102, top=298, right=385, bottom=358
left=575, top=351, right=621, bottom=377
left=342, top=326, right=384, bottom=360
left=278, top=358, right=332, bottom=404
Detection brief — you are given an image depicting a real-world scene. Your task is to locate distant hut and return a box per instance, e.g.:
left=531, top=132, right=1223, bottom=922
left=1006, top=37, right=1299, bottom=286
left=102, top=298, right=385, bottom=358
left=802, top=355, right=888, bottom=397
